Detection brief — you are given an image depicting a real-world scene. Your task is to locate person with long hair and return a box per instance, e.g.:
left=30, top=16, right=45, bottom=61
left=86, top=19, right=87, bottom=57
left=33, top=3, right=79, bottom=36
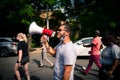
left=14, top=33, right=30, bottom=80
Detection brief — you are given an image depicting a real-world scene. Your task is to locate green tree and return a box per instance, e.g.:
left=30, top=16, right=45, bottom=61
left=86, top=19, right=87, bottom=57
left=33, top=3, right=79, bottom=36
left=1, top=0, right=120, bottom=47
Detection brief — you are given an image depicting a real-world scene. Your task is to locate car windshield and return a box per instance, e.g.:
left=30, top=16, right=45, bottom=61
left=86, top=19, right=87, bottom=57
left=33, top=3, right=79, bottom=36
left=81, top=39, right=92, bottom=44
left=0, top=38, right=12, bottom=42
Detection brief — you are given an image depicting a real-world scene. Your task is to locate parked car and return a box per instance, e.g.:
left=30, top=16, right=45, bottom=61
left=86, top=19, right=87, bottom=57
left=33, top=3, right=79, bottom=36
left=74, top=37, right=93, bottom=57
left=0, top=37, right=18, bottom=57
left=74, top=37, right=105, bottom=57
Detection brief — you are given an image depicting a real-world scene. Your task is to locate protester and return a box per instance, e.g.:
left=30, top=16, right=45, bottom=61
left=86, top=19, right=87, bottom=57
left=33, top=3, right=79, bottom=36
left=83, top=30, right=102, bottom=75
left=99, top=34, right=120, bottom=80
left=38, top=35, right=54, bottom=68
left=14, top=33, right=30, bottom=80
left=42, top=23, right=77, bottom=80
left=116, top=36, right=120, bottom=47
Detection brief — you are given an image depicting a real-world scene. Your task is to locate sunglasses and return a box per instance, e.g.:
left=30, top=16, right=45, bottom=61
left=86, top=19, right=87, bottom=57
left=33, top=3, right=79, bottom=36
left=57, top=29, right=66, bottom=32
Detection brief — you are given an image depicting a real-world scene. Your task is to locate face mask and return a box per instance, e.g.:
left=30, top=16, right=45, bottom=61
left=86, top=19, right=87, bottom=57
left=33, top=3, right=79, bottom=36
left=60, top=36, right=65, bottom=41
left=59, top=31, right=66, bottom=41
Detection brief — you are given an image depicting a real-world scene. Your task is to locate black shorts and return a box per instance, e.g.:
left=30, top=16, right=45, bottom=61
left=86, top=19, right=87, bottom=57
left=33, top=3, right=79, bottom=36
left=17, top=56, right=29, bottom=65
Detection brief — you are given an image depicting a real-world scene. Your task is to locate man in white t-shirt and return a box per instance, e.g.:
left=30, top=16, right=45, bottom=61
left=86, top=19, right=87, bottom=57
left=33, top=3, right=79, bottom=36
left=42, top=23, right=77, bottom=80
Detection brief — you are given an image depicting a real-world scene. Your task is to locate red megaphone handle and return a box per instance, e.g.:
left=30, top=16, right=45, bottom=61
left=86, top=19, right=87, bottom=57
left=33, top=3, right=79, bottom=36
left=42, top=28, right=53, bottom=37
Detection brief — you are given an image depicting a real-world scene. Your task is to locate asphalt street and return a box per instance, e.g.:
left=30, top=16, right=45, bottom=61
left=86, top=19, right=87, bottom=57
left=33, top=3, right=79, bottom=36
left=0, top=48, right=99, bottom=80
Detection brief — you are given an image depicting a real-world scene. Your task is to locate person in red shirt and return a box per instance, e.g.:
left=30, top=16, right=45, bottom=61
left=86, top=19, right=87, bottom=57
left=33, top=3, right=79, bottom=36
left=83, top=30, right=102, bottom=75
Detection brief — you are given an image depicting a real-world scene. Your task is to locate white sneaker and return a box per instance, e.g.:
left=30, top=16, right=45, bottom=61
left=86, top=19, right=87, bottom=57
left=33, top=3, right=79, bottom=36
left=82, top=66, right=86, bottom=70
left=39, top=64, right=44, bottom=67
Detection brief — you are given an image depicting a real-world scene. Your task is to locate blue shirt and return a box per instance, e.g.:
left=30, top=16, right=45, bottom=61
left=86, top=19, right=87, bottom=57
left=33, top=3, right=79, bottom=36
left=101, top=43, right=120, bottom=65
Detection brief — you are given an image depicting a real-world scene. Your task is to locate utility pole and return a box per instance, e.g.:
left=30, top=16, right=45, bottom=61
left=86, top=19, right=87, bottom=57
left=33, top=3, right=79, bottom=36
left=46, top=4, right=49, bottom=30
left=46, top=4, right=49, bottom=41
left=40, top=4, right=53, bottom=41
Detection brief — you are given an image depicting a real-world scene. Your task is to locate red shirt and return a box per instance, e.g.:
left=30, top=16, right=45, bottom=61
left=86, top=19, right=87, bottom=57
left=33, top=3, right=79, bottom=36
left=91, top=37, right=101, bottom=55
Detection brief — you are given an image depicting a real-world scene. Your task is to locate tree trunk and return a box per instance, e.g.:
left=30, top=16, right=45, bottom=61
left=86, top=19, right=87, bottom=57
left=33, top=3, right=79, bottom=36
left=27, top=34, right=32, bottom=49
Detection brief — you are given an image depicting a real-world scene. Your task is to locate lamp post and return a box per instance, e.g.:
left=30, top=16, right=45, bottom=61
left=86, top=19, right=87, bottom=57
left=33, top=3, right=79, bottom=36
left=46, top=5, right=49, bottom=30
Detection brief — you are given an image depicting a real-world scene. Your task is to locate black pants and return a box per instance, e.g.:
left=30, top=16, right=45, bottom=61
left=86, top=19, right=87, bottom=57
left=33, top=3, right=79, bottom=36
left=99, top=64, right=120, bottom=80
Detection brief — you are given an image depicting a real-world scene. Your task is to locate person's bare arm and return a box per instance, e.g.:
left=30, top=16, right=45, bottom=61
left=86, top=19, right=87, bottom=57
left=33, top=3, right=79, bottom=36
left=37, top=46, right=44, bottom=50
left=44, top=41, right=56, bottom=55
left=108, top=59, right=120, bottom=75
left=63, top=65, right=73, bottom=80
left=83, top=43, right=93, bottom=47
left=18, top=50, right=22, bottom=66
left=18, top=50, right=22, bottom=62
left=40, top=35, right=56, bottom=55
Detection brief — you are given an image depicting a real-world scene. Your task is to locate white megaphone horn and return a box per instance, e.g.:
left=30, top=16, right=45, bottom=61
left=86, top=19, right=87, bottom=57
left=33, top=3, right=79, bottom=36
left=29, top=21, right=56, bottom=37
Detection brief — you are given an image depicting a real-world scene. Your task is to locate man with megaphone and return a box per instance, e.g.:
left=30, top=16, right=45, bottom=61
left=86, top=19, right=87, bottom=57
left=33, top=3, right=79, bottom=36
left=41, top=23, right=77, bottom=80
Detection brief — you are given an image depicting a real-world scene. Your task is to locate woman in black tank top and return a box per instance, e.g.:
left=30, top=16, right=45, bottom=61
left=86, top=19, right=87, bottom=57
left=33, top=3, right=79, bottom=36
left=14, top=33, right=30, bottom=80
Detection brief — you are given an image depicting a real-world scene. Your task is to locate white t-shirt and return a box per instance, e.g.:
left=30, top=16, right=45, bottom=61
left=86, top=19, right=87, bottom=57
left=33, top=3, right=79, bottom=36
left=53, top=41, right=77, bottom=80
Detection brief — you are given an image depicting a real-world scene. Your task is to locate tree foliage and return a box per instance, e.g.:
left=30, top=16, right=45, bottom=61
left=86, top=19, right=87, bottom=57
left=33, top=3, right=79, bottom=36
left=0, top=0, right=120, bottom=47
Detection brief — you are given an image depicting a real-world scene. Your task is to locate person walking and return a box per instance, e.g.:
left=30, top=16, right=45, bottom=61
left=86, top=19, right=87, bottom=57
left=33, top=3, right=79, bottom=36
left=14, top=33, right=30, bottom=80
left=38, top=35, right=54, bottom=68
left=83, top=30, right=102, bottom=75
left=99, top=34, right=120, bottom=80
left=116, top=36, right=120, bottom=47
left=42, top=23, right=77, bottom=80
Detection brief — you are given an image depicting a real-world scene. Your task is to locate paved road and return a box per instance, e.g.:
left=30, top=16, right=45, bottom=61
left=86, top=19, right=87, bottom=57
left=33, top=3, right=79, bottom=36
left=0, top=48, right=99, bottom=80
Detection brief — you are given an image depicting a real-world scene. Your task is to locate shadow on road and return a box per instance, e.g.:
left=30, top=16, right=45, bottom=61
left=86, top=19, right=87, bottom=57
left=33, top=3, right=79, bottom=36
left=32, top=59, right=40, bottom=66
left=0, top=75, right=3, bottom=80
left=32, top=59, right=54, bottom=69
left=74, top=74, right=84, bottom=80
left=74, top=63, right=99, bottom=79
left=77, top=56, right=89, bottom=59
left=13, top=67, right=41, bottom=80
left=31, top=76, right=41, bottom=80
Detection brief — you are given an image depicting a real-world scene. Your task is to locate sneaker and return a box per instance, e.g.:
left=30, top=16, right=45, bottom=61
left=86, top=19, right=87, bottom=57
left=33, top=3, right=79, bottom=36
left=82, top=66, right=86, bottom=70
left=50, top=65, right=54, bottom=69
left=83, top=71, right=88, bottom=75
left=39, top=65, right=44, bottom=67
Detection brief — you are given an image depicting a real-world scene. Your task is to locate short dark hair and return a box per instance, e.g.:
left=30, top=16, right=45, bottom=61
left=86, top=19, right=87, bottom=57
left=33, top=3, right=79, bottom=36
left=102, top=33, right=117, bottom=45
left=61, top=23, right=72, bottom=36
left=94, top=30, right=100, bottom=36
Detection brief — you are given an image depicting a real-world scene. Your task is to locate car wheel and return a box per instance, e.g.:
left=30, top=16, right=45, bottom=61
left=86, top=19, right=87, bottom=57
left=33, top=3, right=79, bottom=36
left=0, top=48, right=9, bottom=57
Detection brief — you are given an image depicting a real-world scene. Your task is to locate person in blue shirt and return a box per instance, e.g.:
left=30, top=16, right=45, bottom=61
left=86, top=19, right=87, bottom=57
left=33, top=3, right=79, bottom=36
left=99, top=33, right=120, bottom=80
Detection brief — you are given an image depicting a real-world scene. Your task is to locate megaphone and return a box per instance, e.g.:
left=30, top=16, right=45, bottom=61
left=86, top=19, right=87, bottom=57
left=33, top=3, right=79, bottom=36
left=29, top=21, right=56, bottom=37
